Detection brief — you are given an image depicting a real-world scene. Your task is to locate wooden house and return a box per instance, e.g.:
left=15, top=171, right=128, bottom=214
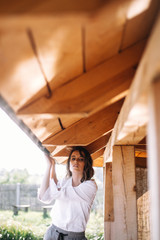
left=0, top=0, right=160, bottom=239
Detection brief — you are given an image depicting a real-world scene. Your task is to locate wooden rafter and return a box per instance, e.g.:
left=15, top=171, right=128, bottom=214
left=42, top=99, right=124, bottom=146
left=91, top=148, right=105, bottom=161
left=52, top=132, right=111, bottom=157
left=17, top=40, right=145, bottom=115
left=0, top=0, right=109, bottom=14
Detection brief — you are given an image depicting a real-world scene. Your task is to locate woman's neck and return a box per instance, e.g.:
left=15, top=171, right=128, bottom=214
left=72, top=173, right=83, bottom=187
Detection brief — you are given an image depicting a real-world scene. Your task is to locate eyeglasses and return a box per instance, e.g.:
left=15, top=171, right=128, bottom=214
left=70, top=157, right=85, bottom=162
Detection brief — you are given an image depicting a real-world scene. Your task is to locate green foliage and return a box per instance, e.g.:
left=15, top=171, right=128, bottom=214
left=0, top=210, right=104, bottom=240
left=0, top=223, right=41, bottom=240
left=0, top=169, right=29, bottom=184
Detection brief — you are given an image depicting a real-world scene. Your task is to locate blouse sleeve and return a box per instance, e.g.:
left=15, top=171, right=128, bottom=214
left=37, top=178, right=63, bottom=204
left=38, top=178, right=98, bottom=206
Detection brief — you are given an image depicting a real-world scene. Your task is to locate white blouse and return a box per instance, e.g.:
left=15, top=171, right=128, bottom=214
left=38, top=177, right=97, bottom=232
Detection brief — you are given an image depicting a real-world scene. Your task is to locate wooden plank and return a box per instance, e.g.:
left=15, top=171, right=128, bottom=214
left=93, top=157, right=103, bottom=167
left=19, top=114, right=81, bottom=142
left=85, top=0, right=128, bottom=70
left=121, top=0, right=159, bottom=49
left=104, top=162, right=114, bottom=222
left=0, top=30, right=48, bottom=112
left=53, top=132, right=111, bottom=157
left=91, top=148, right=105, bottom=160
left=135, top=151, right=147, bottom=158
left=43, top=145, right=57, bottom=153
left=53, top=147, right=104, bottom=161
left=147, top=77, right=160, bottom=240
left=104, top=13, right=160, bottom=163
left=0, top=24, right=83, bottom=112
left=19, top=114, right=62, bottom=142
left=26, top=24, right=83, bottom=92
left=104, top=146, right=137, bottom=240
left=86, top=132, right=112, bottom=154
left=17, top=40, right=145, bottom=115
left=42, top=99, right=124, bottom=146
left=0, top=0, right=109, bottom=14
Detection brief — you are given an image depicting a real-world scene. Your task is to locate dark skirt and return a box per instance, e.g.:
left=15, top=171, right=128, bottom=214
left=43, top=224, right=87, bottom=240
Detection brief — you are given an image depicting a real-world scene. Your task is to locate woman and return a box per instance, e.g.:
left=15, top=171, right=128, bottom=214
left=38, top=146, right=97, bottom=240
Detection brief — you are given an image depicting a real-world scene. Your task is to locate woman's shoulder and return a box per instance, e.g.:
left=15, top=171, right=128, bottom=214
left=82, top=179, right=98, bottom=190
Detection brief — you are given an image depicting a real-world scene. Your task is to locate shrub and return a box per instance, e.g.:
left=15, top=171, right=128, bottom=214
left=0, top=223, right=42, bottom=240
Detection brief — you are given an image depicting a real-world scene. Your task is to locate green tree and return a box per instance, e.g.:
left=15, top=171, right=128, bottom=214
left=0, top=168, right=29, bottom=184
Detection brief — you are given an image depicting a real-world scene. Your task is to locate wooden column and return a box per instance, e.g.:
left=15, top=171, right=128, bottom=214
left=104, top=146, right=137, bottom=240
left=147, top=77, right=160, bottom=240
left=104, top=162, right=114, bottom=240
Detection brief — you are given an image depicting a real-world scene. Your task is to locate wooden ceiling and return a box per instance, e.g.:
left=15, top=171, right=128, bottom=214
left=0, top=0, right=159, bottom=167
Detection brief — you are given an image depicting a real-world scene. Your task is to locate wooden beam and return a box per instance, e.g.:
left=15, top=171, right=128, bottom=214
left=85, top=0, right=157, bottom=70
left=135, top=145, right=147, bottom=158
left=135, top=150, right=147, bottom=158
left=147, top=77, right=160, bottom=240
left=121, top=0, right=159, bottom=49
left=93, top=157, right=103, bottom=167
left=104, top=146, right=137, bottom=240
left=0, top=0, right=108, bottom=14
left=104, top=12, right=160, bottom=163
left=86, top=132, right=112, bottom=154
left=53, top=132, right=111, bottom=157
left=42, top=99, right=124, bottom=145
left=104, top=162, right=114, bottom=222
left=19, top=113, right=81, bottom=142
left=0, top=24, right=83, bottom=113
left=0, top=30, right=48, bottom=112
left=91, top=148, right=105, bottom=161
left=17, top=40, right=145, bottom=115
left=84, top=0, right=127, bottom=70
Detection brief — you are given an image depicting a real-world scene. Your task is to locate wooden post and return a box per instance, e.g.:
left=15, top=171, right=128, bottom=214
left=104, top=162, right=114, bottom=222
left=104, top=146, right=137, bottom=240
left=147, top=77, right=160, bottom=240
left=104, top=162, right=114, bottom=240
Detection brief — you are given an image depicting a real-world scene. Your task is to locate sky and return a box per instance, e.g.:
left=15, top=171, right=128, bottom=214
left=0, top=108, right=66, bottom=176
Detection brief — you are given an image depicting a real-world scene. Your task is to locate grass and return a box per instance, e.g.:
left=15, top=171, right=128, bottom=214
left=0, top=210, right=104, bottom=239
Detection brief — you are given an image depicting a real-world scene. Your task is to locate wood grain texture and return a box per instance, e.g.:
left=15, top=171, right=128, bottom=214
left=27, top=24, right=83, bottom=91
left=93, top=156, right=103, bottom=167
left=121, top=0, right=159, bottom=49
left=0, top=0, right=108, bottom=14
left=105, top=146, right=137, bottom=240
left=0, top=30, right=48, bottom=112
left=91, top=148, right=105, bottom=160
left=42, top=99, right=124, bottom=145
left=104, top=13, right=160, bottom=163
left=104, top=162, right=114, bottom=222
left=85, top=0, right=128, bottom=70
left=19, top=114, right=81, bottom=142
left=17, top=40, right=145, bottom=115
left=52, top=132, right=111, bottom=157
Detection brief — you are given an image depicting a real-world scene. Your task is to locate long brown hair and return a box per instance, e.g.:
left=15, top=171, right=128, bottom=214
left=66, top=146, right=94, bottom=182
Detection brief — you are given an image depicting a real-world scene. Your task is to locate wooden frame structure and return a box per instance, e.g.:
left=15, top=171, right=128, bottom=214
left=104, top=13, right=160, bottom=240
left=0, top=0, right=160, bottom=239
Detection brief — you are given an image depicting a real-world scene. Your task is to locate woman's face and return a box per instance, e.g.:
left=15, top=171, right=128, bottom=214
left=69, top=150, right=85, bottom=175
